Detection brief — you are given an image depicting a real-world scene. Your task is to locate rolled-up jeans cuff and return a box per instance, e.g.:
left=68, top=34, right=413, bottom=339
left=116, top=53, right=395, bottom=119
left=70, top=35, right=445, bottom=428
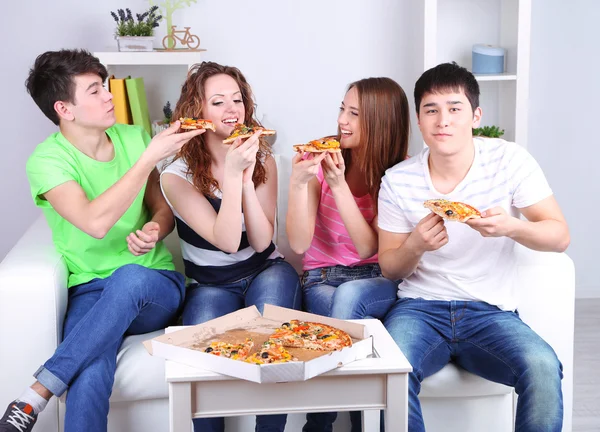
left=33, top=365, right=68, bottom=397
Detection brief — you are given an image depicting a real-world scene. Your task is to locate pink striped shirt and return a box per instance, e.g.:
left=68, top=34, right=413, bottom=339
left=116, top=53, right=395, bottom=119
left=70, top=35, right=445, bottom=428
left=303, top=167, right=379, bottom=271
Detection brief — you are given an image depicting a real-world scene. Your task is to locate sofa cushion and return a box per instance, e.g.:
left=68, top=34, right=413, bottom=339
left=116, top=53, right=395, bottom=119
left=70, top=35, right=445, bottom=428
left=110, top=331, right=168, bottom=403
left=420, top=363, right=512, bottom=398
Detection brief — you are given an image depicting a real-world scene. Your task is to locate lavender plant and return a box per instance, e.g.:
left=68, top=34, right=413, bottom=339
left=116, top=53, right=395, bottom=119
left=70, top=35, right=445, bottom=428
left=110, top=6, right=162, bottom=37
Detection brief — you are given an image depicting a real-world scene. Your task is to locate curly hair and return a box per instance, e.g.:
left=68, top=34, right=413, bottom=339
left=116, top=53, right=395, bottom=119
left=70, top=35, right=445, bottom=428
left=170, top=61, right=272, bottom=197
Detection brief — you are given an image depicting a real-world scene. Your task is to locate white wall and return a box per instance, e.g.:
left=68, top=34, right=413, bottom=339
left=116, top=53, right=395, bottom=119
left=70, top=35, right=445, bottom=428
left=528, top=0, right=600, bottom=298
left=0, top=0, right=424, bottom=268
left=1, top=0, right=597, bottom=298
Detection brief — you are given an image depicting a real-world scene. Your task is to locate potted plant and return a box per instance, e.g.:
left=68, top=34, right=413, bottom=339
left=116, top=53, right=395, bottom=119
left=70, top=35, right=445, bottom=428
left=110, top=6, right=162, bottom=52
left=152, top=101, right=173, bottom=136
left=473, top=125, right=505, bottom=138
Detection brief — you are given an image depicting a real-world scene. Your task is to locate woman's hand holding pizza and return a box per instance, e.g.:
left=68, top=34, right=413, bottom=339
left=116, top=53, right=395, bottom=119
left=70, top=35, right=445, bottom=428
left=225, top=130, right=261, bottom=178
left=408, top=212, right=449, bottom=253
left=321, top=152, right=347, bottom=190
left=466, top=206, right=517, bottom=238
left=290, top=151, right=327, bottom=186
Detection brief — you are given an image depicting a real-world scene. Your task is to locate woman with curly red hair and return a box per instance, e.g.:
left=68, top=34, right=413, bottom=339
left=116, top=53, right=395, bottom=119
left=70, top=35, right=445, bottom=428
left=160, top=61, right=300, bottom=432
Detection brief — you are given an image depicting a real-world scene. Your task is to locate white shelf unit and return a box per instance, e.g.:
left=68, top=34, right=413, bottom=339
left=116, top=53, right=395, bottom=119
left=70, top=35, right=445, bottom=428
left=94, top=51, right=205, bottom=67
left=423, top=0, right=531, bottom=147
left=93, top=51, right=205, bottom=129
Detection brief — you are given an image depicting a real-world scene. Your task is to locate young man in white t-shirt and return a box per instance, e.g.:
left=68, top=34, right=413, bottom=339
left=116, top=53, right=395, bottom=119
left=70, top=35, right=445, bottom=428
left=378, top=62, right=570, bottom=432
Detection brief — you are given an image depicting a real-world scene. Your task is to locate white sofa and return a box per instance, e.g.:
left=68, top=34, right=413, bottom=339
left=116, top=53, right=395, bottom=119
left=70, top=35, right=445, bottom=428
left=0, top=215, right=575, bottom=432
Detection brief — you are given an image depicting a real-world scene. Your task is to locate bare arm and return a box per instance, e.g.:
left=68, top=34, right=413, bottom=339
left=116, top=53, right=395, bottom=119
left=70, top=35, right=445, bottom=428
left=285, top=152, right=325, bottom=255
left=378, top=213, right=447, bottom=281
left=242, top=156, right=277, bottom=252
left=42, top=123, right=203, bottom=239
left=44, top=155, right=157, bottom=239
left=160, top=172, right=244, bottom=253
left=143, top=168, right=175, bottom=241
left=467, top=195, right=570, bottom=252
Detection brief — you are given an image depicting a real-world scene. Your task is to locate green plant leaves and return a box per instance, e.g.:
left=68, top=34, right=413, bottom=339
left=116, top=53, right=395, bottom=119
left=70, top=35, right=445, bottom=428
left=473, top=125, right=505, bottom=138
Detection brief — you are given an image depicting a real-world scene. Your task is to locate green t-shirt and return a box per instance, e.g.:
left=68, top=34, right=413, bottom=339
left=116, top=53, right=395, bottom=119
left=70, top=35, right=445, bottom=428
left=26, top=123, right=175, bottom=288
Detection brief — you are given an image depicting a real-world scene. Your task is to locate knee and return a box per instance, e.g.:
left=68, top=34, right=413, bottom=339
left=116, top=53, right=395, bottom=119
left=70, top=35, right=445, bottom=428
left=522, top=351, right=563, bottom=385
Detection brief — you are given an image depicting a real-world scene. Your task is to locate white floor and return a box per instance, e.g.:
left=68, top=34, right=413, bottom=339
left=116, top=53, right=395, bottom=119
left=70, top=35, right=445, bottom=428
left=573, top=298, right=600, bottom=432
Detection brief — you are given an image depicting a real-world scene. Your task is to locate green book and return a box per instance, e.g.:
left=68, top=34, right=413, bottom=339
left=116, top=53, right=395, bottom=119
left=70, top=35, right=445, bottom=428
left=125, top=77, right=152, bottom=136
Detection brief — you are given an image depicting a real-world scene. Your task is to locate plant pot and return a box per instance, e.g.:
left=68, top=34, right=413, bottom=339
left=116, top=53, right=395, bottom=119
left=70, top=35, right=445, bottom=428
left=116, top=36, right=155, bottom=52
left=152, top=120, right=170, bottom=137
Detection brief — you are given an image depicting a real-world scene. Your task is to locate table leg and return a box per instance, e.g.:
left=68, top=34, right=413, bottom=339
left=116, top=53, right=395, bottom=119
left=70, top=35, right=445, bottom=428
left=169, top=382, right=192, bottom=432
left=385, top=373, right=408, bottom=431
left=363, top=409, right=381, bottom=432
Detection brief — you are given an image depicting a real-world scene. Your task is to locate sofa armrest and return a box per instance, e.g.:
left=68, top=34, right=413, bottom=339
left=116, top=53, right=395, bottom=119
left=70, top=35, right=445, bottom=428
left=514, top=245, right=575, bottom=432
left=0, top=215, right=68, bottom=405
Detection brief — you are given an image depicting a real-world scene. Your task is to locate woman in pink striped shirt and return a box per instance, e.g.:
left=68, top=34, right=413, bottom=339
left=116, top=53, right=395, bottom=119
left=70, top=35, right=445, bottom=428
left=286, top=77, right=410, bottom=431
left=287, top=77, right=410, bottom=322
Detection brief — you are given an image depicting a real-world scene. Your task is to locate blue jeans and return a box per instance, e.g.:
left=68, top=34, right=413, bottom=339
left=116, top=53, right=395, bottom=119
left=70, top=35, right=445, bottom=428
left=302, top=264, right=398, bottom=320
left=34, top=264, right=185, bottom=432
left=383, top=298, right=563, bottom=432
left=302, top=264, right=397, bottom=432
left=183, top=258, right=302, bottom=432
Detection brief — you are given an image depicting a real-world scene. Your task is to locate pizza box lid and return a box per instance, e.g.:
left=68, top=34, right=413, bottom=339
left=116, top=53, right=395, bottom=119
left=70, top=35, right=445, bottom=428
left=143, top=304, right=373, bottom=383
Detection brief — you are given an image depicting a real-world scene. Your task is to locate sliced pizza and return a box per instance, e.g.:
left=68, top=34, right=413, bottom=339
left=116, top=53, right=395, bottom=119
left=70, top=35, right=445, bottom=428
left=245, top=340, right=297, bottom=365
left=223, top=123, right=276, bottom=144
left=174, top=117, right=216, bottom=132
left=293, top=135, right=341, bottom=153
left=424, top=199, right=482, bottom=222
left=202, top=338, right=254, bottom=361
left=270, top=320, right=352, bottom=351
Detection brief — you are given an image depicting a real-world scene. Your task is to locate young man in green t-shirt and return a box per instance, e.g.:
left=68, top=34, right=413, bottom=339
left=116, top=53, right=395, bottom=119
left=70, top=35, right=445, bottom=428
left=0, top=49, right=204, bottom=432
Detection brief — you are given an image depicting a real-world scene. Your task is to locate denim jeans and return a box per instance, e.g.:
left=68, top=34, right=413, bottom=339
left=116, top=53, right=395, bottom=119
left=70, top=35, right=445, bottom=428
left=183, top=258, right=301, bottom=432
left=383, top=298, right=563, bottom=432
left=33, top=264, right=185, bottom=432
left=302, top=264, right=398, bottom=320
left=302, top=263, right=397, bottom=432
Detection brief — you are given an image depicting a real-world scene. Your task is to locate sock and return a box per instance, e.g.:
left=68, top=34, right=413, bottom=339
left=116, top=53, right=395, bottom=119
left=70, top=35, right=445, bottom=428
left=17, top=387, right=48, bottom=415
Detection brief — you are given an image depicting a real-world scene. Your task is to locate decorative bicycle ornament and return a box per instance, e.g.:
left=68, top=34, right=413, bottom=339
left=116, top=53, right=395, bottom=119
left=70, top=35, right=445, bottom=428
left=162, top=26, right=201, bottom=50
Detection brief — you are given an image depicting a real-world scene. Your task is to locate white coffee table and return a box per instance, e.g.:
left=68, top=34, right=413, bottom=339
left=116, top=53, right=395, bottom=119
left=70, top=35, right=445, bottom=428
left=165, top=318, right=411, bottom=432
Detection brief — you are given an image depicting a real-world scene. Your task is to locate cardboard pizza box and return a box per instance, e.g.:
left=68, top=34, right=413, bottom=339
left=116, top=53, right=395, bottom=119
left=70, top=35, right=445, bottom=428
left=143, top=304, right=373, bottom=383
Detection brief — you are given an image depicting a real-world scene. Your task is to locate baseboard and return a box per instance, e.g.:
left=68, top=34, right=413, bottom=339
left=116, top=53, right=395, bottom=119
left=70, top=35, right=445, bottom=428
left=576, top=285, right=600, bottom=299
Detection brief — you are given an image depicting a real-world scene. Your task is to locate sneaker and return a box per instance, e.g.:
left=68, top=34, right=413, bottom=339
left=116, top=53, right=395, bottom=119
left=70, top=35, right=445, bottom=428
left=0, top=401, right=37, bottom=432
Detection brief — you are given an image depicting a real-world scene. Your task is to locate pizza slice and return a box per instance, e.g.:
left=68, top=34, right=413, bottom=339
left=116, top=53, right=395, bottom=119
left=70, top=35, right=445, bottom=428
left=293, top=135, right=341, bottom=153
left=424, top=199, right=482, bottom=222
left=270, top=320, right=352, bottom=351
left=202, top=338, right=254, bottom=360
left=175, top=117, right=216, bottom=132
left=244, top=340, right=298, bottom=365
left=223, top=123, right=276, bottom=144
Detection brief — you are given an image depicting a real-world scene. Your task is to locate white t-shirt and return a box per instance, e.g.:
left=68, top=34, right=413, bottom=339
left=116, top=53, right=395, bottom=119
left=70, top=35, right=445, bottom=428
left=378, top=138, right=552, bottom=311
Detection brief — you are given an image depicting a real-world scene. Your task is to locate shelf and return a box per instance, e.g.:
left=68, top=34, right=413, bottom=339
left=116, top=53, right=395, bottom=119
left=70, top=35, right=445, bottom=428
left=93, top=50, right=206, bottom=66
left=474, top=73, right=517, bottom=82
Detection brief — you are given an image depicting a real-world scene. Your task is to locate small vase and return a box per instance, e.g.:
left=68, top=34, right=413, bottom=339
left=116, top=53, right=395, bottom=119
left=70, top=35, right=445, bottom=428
left=116, top=36, right=155, bottom=52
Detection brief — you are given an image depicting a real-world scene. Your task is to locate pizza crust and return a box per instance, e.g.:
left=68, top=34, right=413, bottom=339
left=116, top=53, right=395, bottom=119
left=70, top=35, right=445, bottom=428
left=293, top=144, right=342, bottom=153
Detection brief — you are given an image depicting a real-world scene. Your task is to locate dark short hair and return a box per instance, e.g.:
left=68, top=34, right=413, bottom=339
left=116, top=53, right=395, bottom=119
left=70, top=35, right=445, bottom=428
left=414, top=62, right=480, bottom=114
left=25, top=49, right=108, bottom=125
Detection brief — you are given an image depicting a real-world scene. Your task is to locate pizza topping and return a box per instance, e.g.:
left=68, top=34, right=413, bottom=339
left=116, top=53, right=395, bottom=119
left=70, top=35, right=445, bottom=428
left=294, top=136, right=341, bottom=153
left=424, top=199, right=481, bottom=223
left=222, top=123, right=276, bottom=144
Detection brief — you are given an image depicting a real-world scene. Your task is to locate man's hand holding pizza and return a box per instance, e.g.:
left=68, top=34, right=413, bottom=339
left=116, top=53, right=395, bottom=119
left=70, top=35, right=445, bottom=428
left=407, top=212, right=449, bottom=253
left=466, top=206, right=518, bottom=238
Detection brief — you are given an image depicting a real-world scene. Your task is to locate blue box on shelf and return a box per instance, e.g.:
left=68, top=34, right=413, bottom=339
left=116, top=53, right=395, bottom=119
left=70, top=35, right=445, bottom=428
left=472, top=44, right=505, bottom=74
